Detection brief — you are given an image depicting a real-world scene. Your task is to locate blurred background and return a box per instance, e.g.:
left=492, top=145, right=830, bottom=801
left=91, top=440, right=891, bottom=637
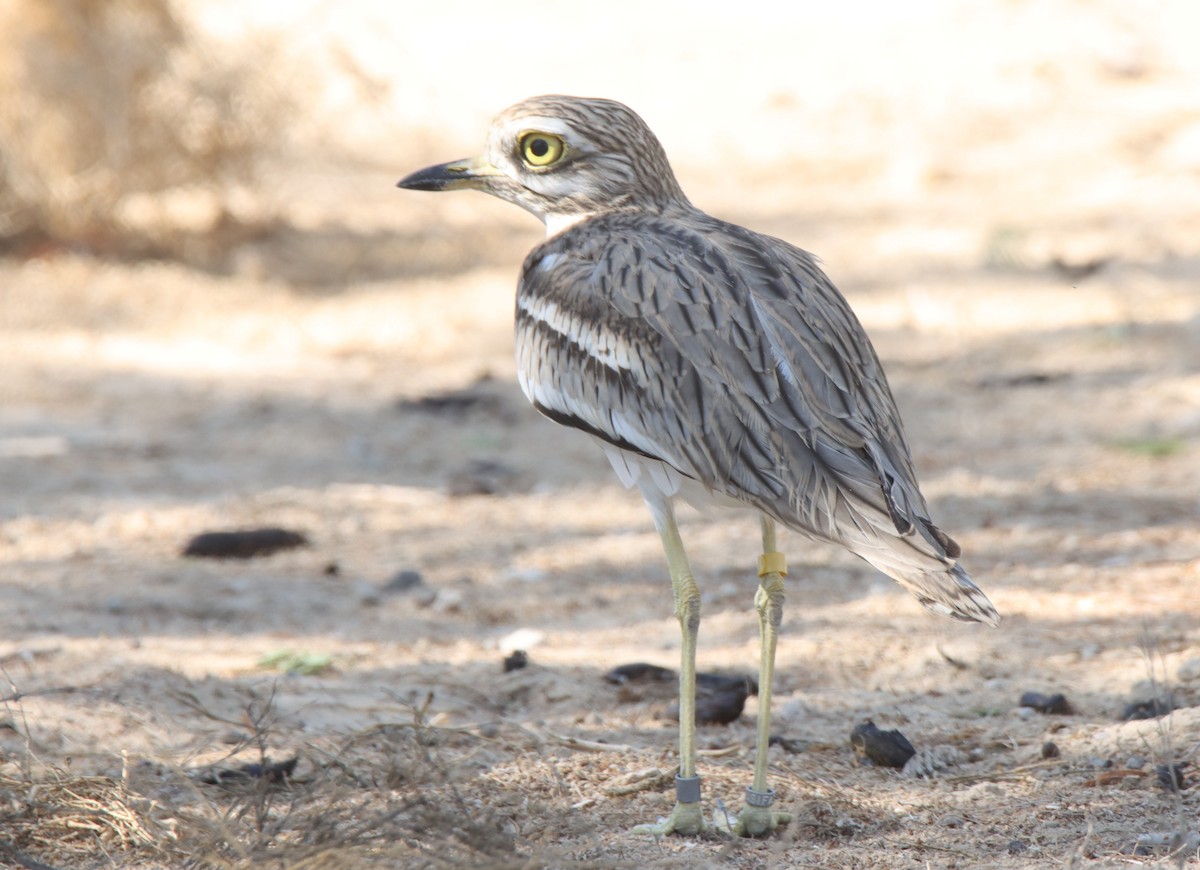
left=1, top=1, right=1199, bottom=867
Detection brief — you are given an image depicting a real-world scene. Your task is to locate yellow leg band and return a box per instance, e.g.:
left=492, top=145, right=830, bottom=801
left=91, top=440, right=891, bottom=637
left=757, top=551, right=787, bottom=577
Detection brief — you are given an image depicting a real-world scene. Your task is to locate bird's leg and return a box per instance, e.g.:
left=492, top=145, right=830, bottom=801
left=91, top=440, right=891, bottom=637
left=631, top=498, right=707, bottom=837
left=727, top=516, right=793, bottom=837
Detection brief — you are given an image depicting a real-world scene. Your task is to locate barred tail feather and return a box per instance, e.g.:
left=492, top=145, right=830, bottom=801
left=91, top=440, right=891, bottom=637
left=840, top=517, right=1001, bottom=626
left=857, top=551, right=1000, bottom=626
left=895, top=563, right=1000, bottom=626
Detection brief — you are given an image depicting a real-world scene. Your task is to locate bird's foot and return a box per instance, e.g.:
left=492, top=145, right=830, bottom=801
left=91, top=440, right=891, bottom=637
left=630, top=775, right=707, bottom=837
left=712, top=789, right=792, bottom=838
left=630, top=800, right=707, bottom=837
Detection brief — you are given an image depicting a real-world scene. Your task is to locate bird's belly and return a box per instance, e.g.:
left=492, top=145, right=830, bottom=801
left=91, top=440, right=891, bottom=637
left=597, top=440, right=746, bottom=515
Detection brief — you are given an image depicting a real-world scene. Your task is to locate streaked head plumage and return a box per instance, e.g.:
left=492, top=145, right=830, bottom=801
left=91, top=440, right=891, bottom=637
left=398, top=95, right=688, bottom=232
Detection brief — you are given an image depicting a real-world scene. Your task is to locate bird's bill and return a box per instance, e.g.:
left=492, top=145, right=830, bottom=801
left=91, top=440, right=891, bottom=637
left=396, top=156, right=503, bottom=192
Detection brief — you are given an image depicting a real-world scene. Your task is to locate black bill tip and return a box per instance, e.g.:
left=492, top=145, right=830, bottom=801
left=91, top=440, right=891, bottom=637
left=396, top=157, right=494, bottom=192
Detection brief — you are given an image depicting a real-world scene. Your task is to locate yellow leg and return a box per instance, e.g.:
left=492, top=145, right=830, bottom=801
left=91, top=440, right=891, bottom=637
left=631, top=497, right=706, bottom=837
left=731, top=516, right=793, bottom=837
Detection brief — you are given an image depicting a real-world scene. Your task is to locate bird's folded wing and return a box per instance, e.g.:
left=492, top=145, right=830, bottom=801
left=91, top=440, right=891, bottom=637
left=517, top=213, right=953, bottom=563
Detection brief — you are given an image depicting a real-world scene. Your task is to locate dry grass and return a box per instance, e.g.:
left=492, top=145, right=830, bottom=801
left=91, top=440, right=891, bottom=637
left=0, top=0, right=288, bottom=260
left=0, top=767, right=177, bottom=867
left=0, top=686, right=622, bottom=869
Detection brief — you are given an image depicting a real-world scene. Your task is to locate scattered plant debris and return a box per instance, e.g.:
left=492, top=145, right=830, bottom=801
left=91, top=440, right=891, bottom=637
left=258, top=650, right=333, bottom=675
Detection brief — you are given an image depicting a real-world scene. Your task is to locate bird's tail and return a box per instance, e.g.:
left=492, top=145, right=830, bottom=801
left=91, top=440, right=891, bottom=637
left=840, top=517, right=1001, bottom=626
left=883, top=561, right=1001, bottom=626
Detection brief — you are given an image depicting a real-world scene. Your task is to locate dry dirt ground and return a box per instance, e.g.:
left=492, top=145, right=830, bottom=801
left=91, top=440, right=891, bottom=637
left=2, top=3, right=1200, bottom=868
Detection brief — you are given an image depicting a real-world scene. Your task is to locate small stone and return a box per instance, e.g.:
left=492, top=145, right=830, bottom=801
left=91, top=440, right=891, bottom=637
left=604, top=662, right=675, bottom=685
left=937, top=814, right=965, bottom=828
left=1041, top=741, right=1061, bottom=759
left=383, top=569, right=424, bottom=593
left=1014, top=706, right=1035, bottom=721
left=1019, top=691, right=1073, bottom=715
left=1008, top=839, right=1028, bottom=855
left=1120, top=697, right=1175, bottom=721
left=181, top=527, right=308, bottom=559
left=1156, top=763, right=1186, bottom=793
left=1126, top=755, right=1146, bottom=770
left=768, top=735, right=809, bottom=754
left=850, top=721, right=916, bottom=768
left=502, top=650, right=529, bottom=673
left=666, top=683, right=749, bottom=725
left=1087, top=757, right=1113, bottom=769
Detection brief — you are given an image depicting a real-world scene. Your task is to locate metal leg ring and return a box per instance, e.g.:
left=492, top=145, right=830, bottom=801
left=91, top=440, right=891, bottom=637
left=675, top=774, right=702, bottom=804
left=745, top=787, right=776, bottom=808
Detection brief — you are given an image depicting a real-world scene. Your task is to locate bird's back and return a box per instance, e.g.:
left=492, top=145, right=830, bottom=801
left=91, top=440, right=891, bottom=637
left=516, top=207, right=998, bottom=625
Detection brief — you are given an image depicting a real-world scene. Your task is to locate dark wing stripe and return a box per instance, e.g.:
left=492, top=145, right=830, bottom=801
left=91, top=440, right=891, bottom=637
left=530, top=399, right=656, bottom=459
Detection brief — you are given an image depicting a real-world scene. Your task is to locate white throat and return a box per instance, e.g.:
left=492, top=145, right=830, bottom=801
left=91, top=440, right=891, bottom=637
left=543, top=211, right=592, bottom=238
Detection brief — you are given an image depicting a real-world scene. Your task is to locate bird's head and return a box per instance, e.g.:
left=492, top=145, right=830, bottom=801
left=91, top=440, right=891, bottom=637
left=397, top=95, right=689, bottom=235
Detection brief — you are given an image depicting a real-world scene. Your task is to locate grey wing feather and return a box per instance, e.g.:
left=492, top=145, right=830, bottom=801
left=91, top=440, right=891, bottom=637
left=517, top=212, right=998, bottom=625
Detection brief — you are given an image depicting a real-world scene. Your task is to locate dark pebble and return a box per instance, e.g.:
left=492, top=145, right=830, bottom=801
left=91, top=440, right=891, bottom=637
left=666, top=684, right=749, bottom=725
left=769, top=735, right=809, bottom=754
left=697, top=671, right=758, bottom=696
left=182, top=528, right=309, bottom=559
left=1019, top=691, right=1074, bottom=715
left=611, top=664, right=754, bottom=724
left=605, top=663, right=756, bottom=694
left=1156, top=762, right=1187, bottom=793
left=850, top=720, right=916, bottom=768
left=383, top=569, right=425, bottom=593
left=503, top=650, right=529, bottom=673
left=1007, top=839, right=1028, bottom=855
left=200, top=756, right=298, bottom=786
left=1050, top=256, right=1109, bottom=282
left=1120, top=697, right=1175, bottom=721
left=1041, top=741, right=1061, bottom=759
left=322, top=561, right=340, bottom=577
left=605, top=662, right=676, bottom=685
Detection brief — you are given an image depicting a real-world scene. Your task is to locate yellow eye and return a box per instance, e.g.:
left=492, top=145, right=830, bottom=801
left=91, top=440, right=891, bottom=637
left=520, top=132, right=565, bottom=167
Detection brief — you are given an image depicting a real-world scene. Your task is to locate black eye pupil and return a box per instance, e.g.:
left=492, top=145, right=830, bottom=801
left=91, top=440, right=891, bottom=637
left=530, top=138, right=549, bottom=157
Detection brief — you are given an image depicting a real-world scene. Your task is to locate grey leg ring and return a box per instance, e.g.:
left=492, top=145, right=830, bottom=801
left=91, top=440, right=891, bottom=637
left=745, top=787, right=776, bottom=808
left=675, top=774, right=702, bottom=804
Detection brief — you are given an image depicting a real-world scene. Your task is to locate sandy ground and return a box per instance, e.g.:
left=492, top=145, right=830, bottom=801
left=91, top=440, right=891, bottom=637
left=2, top=2, right=1200, bottom=867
